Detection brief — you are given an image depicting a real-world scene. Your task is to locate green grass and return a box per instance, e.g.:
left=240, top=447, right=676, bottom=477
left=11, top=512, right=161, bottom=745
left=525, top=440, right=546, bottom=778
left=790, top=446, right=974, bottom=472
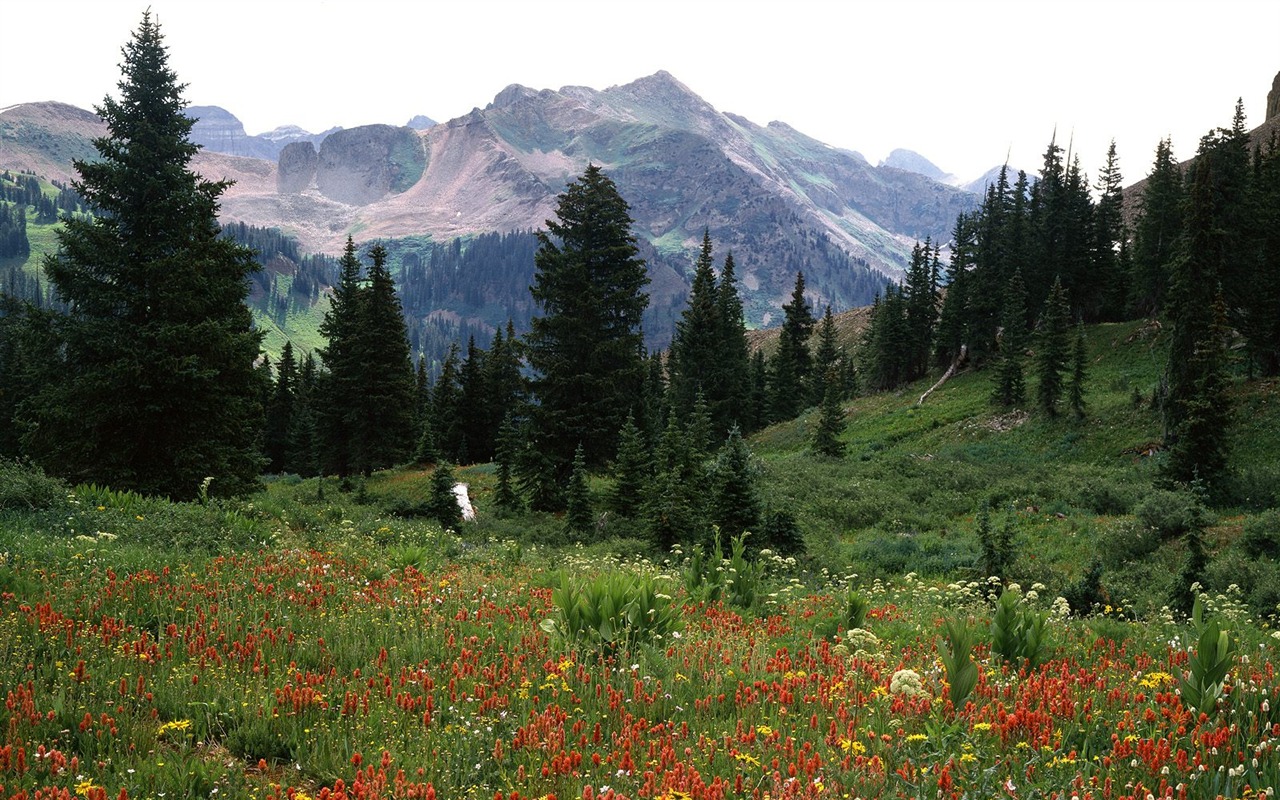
left=744, top=319, right=1279, bottom=616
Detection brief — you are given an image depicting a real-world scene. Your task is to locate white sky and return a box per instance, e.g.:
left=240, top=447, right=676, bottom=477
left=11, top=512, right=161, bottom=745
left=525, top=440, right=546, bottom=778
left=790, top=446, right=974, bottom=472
left=6, top=0, right=1279, bottom=183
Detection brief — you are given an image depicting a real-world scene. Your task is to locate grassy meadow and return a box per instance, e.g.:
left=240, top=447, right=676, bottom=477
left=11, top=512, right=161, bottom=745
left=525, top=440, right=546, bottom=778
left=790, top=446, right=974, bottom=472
left=2, top=316, right=1280, bottom=800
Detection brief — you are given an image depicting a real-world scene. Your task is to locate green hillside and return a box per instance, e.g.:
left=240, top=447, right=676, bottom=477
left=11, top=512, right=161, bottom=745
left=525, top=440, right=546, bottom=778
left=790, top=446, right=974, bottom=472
left=742, top=317, right=1279, bottom=617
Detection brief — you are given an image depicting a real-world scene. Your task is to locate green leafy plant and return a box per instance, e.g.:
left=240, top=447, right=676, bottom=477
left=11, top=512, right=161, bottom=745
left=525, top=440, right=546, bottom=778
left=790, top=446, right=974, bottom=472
left=1179, top=593, right=1237, bottom=713
left=724, top=532, right=763, bottom=610
left=844, top=590, right=870, bottom=630
left=938, top=616, right=979, bottom=711
left=990, top=587, right=1050, bottom=669
left=540, top=571, right=682, bottom=653
left=683, top=531, right=763, bottom=610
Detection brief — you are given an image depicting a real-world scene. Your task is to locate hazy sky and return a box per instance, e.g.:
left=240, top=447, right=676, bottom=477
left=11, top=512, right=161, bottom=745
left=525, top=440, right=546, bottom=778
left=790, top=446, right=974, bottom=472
left=7, top=0, right=1279, bottom=182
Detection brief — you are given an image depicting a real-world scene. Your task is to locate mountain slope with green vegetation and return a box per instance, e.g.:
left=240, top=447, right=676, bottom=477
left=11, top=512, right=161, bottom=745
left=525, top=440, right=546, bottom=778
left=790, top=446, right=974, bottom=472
left=747, top=316, right=1278, bottom=616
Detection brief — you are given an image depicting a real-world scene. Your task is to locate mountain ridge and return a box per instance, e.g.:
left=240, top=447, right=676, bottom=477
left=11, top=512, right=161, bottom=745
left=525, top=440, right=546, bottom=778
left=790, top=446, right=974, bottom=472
left=1, top=71, right=979, bottom=340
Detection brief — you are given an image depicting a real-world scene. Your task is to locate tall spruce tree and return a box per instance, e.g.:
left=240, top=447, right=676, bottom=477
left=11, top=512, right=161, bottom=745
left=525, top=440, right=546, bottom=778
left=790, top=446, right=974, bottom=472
left=708, top=426, right=762, bottom=540
left=1034, top=277, right=1072, bottom=416
left=670, top=230, right=721, bottom=421
left=714, top=251, right=751, bottom=430
left=991, top=268, right=1029, bottom=408
left=317, top=243, right=416, bottom=475
left=812, top=367, right=848, bottom=458
left=525, top=165, right=649, bottom=495
left=1093, top=140, right=1128, bottom=320
left=317, top=238, right=364, bottom=477
left=769, top=272, right=815, bottom=421
left=1130, top=138, right=1184, bottom=317
left=811, top=305, right=841, bottom=406
left=23, top=13, right=263, bottom=498
left=264, top=341, right=298, bottom=474
left=1163, top=150, right=1233, bottom=496
left=1249, top=132, right=1280, bottom=375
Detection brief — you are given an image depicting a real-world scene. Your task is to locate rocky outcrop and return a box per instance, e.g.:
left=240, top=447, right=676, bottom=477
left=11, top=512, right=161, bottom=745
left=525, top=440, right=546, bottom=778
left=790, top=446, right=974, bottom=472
left=187, top=106, right=335, bottom=160
left=277, top=141, right=317, bottom=194
left=313, top=125, right=427, bottom=206
left=1268, top=71, right=1280, bottom=121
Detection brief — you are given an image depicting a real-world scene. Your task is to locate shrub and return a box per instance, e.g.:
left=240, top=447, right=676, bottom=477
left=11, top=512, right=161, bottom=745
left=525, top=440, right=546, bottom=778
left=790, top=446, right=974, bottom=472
left=0, top=460, right=67, bottom=511
left=1134, top=488, right=1210, bottom=539
left=1231, top=465, right=1280, bottom=511
left=759, top=509, right=805, bottom=556
left=1061, top=558, right=1107, bottom=617
left=1239, top=511, right=1280, bottom=560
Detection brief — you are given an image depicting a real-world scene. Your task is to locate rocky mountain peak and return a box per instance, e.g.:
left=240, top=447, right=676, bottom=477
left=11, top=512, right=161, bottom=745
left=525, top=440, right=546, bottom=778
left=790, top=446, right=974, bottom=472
left=490, top=84, right=541, bottom=110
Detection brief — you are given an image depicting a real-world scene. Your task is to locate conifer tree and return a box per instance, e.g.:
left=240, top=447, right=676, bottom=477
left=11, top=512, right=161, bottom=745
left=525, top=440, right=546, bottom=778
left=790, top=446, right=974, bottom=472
left=769, top=272, right=815, bottom=420
left=708, top=426, right=761, bottom=540
left=457, top=336, right=488, bottom=462
left=686, top=390, right=713, bottom=464
left=564, top=444, right=593, bottom=540
left=812, top=367, right=848, bottom=458
left=431, top=343, right=463, bottom=463
left=491, top=418, right=523, bottom=515
left=811, top=305, right=841, bottom=406
left=903, top=240, right=939, bottom=381
left=1034, top=277, right=1071, bottom=416
left=1163, top=148, right=1233, bottom=496
left=483, top=321, right=526, bottom=444
left=935, top=212, right=977, bottom=366
left=317, top=238, right=364, bottom=477
left=351, top=244, right=417, bottom=473
left=991, top=268, right=1029, bottom=408
left=608, top=413, right=649, bottom=519
left=264, top=341, right=297, bottom=473
left=526, top=165, right=649, bottom=489
left=317, top=243, right=416, bottom=475
left=1068, top=321, right=1088, bottom=420
left=640, top=353, right=669, bottom=450
left=1130, top=138, right=1184, bottom=317
left=286, top=352, right=320, bottom=477
left=714, top=251, right=751, bottom=430
left=644, top=413, right=706, bottom=552
left=23, top=13, right=264, bottom=498
left=670, top=231, right=721, bottom=420
left=426, top=462, right=461, bottom=530
left=1094, top=140, right=1128, bottom=320
left=1249, top=133, right=1280, bottom=375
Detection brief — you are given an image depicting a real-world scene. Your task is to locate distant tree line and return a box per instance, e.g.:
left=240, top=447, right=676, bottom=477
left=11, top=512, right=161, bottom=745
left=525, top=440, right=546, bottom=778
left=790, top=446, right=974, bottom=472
left=857, top=102, right=1280, bottom=500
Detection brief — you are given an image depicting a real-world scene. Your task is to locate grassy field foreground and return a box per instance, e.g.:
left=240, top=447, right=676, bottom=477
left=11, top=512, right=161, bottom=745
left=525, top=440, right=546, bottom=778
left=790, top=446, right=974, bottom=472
left=0, top=482, right=1278, bottom=800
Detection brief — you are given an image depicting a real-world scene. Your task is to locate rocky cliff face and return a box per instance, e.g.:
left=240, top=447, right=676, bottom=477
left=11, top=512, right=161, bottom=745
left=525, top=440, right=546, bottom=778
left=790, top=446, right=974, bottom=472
left=187, top=106, right=335, bottom=160
left=313, top=125, right=427, bottom=205
left=1268, top=71, right=1280, bottom=120
left=277, top=141, right=318, bottom=194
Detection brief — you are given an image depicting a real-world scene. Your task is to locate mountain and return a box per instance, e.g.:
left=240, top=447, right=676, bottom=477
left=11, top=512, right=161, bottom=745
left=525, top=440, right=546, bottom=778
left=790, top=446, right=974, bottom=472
left=186, top=105, right=336, bottom=161
left=1, top=72, right=978, bottom=347
left=879, top=148, right=958, bottom=184
left=226, top=72, right=975, bottom=314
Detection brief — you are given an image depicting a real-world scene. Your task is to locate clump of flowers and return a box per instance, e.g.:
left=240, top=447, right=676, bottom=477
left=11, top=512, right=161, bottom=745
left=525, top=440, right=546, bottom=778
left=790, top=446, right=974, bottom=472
left=833, top=626, right=881, bottom=660
left=890, top=668, right=928, bottom=698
